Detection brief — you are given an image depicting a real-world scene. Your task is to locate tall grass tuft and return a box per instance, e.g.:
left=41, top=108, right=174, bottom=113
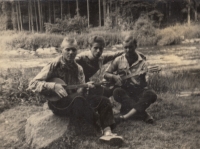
left=148, top=70, right=200, bottom=94
left=157, top=27, right=181, bottom=46
left=0, top=67, right=45, bottom=112
left=133, top=16, right=158, bottom=46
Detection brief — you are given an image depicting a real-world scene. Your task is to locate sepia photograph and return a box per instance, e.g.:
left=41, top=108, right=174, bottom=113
left=0, top=0, right=200, bottom=148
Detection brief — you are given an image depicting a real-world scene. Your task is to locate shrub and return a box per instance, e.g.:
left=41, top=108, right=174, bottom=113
left=148, top=69, right=200, bottom=94
left=1, top=30, right=123, bottom=51
left=45, top=15, right=88, bottom=34
left=133, top=16, right=158, bottom=46
left=170, top=23, right=200, bottom=39
left=3, top=32, right=64, bottom=50
left=157, top=28, right=181, bottom=46
left=0, top=67, right=46, bottom=112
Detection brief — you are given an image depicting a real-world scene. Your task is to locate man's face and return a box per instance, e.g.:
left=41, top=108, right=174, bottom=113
left=123, top=41, right=137, bottom=57
left=90, top=42, right=104, bottom=59
left=62, top=47, right=77, bottom=61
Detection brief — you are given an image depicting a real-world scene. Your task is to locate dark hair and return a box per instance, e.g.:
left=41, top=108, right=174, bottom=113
left=88, top=36, right=105, bottom=47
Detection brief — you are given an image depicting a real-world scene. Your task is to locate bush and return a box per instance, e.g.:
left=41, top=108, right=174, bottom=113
left=0, top=30, right=123, bottom=51
left=133, top=16, right=158, bottom=46
left=170, top=23, right=200, bottom=39
left=0, top=67, right=46, bottom=112
left=157, top=28, right=181, bottom=46
left=45, top=15, right=88, bottom=34
left=157, top=23, right=200, bottom=46
left=3, top=32, right=64, bottom=50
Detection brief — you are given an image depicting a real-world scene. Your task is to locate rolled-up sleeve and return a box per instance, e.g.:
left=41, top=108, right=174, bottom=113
left=78, top=66, right=85, bottom=84
left=104, top=59, right=118, bottom=81
left=28, top=63, right=56, bottom=93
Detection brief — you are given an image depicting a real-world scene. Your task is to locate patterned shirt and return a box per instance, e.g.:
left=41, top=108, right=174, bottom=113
left=105, top=51, right=148, bottom=88
left=29, top=56, right=85, bottom=93
left=75, top=50, right=124, bottom=82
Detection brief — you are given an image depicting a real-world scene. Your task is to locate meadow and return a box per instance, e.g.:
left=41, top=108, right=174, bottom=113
left=0, top=57, right=200, bottom=149
left=0, top=23, right=200, bottom=148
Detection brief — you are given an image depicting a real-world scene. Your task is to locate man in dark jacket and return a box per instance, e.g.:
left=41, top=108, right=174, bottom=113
left=75, top=36, right=124, bottom=97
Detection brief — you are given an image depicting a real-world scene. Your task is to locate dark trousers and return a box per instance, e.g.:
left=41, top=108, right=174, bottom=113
left=113, top=87, right=157, bottom=119
left=88, top=85, right=114, bottom=98
left=48, top=93, right=115, bottom=129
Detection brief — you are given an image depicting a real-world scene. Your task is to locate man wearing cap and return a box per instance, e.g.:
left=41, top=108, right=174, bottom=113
left=75, top=36, right=124, bottom=97
left=104, top=35, right=157, bottom=124
left=29, top=37, right=123, bottom=145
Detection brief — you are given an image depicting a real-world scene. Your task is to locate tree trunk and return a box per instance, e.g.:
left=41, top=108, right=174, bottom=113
left=48, top=0, right=51, bottom=23
left=40, top=1, right=43, bottom=31
left=53, top=1, right=55, bottom=23
left=115, top=1, right=118, bottom=27
left=194, top=0, right=198, bottom=21
left=169, top=2, right=171, bottom=17
left=76, top=0, right=79, bottom=16
left=11, top=2, right=17, bottom=30
left=103, top=0, right=106, bottom=26
left=34, top=0, right=39, bottom=32
left=87, top=0, right=90, bottom=27
left=60, top=0, right=63, bottom=19
left=16, top=2, right=20, bottom=31
left=99, top=0, right=101, bottom=26
left=38, top=0, right=42, bottom=31
left=30, top=0, right=34, bottom=32
left=68, top=0, right=70, bottom=16
left=18, top=0, right=23, bottom=31
left=107, top=0, right=109, bottom=15
left=188, top=0, right=191, bottom=26
left=28, top=0, right=31, bottom=31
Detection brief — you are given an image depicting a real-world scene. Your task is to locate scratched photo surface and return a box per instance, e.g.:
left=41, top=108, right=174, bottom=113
left=0, top=0, right=200, bottom=149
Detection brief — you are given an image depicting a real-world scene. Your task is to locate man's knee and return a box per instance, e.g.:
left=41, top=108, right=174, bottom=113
left=113, top=88, right=126, bottom=103
left=143, top=90, right=157, bottom=104
left=73, top=96, right=87, bottom=107
left=99, top=96, right=112, bottom=107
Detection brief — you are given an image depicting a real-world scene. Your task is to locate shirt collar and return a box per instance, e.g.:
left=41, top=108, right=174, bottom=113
left=86, top=50, right=103, bottom=61
left=124, top=51, right=143, bottom=67
left=60, top=56, right=76, bottom=68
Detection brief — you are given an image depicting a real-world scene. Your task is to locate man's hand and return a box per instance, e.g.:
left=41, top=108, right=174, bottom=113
left=86, top=81, right=95, bottom=88
left=54, top=84, right=68, bottom=98
left=112, top=75, right=122, bottom=86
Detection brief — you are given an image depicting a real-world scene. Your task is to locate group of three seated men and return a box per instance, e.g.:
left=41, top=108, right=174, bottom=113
left=28, top=34, right=157, bottom=145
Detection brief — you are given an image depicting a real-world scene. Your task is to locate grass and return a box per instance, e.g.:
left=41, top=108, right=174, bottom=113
left=0, top=30, right=123, bottom=51
left=45, top=91, right=200, bottom=149
left=0, top=51, right=200, bottom=148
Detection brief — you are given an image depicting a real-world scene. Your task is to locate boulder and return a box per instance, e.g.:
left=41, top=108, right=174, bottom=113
left=190, top=39, right=194, bottom=43
left=0, top=106, right=42, bottom=149
left=36, top=47, right=58, bottom=55
left=25, top=109, right=69, bottom=149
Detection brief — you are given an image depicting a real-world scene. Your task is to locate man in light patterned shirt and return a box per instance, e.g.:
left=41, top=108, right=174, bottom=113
left=104, top=35, right=157, bottom=124
left=29, top=37, right=123, bottom=145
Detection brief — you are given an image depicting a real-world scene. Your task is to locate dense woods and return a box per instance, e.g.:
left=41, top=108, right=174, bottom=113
left=0, top=0, right=199, bottom=32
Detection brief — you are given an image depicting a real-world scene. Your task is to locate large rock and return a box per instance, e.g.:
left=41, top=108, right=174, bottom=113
left=36, top=47, right=58, bottom=55
left=25, top=109, right=69, bottom=149
left=0, top=106, right=42, bottom=149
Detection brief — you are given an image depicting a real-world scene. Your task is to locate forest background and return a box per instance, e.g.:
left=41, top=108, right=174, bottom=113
left=0, top=0, right=200, bottom=50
